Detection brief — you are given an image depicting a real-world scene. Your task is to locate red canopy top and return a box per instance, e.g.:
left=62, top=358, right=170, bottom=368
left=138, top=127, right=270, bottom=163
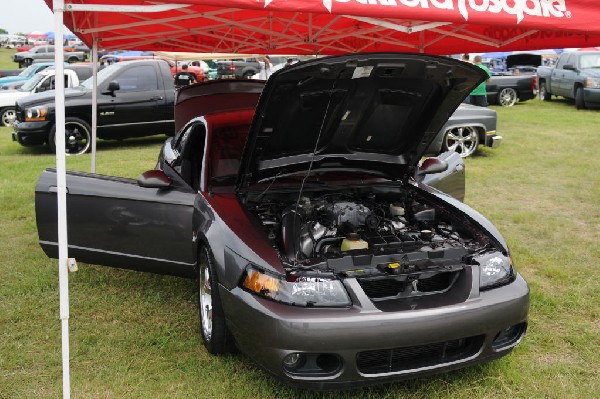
left=49, top=0, right=600, bottom=55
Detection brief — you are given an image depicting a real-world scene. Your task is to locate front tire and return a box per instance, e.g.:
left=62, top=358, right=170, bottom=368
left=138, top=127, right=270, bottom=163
left=497, top=88, right=517, bottom=107
left=0, top=107, right=16, bottom=126
left=539, top=82, right=551, bottom=101
left=575, top=86, right=586, bottom=110
left=48, top=117, right=92, bottom=155
left=442, top=126, right=480, bottom=158
left=197, top=245, right=235, bottom=354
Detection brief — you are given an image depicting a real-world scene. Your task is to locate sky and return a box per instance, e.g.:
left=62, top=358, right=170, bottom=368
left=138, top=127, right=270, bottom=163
left=0, top=0, right=68, bottom=35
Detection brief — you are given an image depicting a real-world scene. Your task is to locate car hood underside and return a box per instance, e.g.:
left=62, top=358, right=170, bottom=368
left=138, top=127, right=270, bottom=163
left=237, top=53, right=485, bottom=190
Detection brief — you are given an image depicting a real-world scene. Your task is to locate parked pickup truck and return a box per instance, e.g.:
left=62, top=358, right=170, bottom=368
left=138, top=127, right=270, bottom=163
left=0, top=62, right=57, bottom=89
left=537, top=51, right=600, bottom=109
left=12, top=59, right=176, bottom=154
left=0, top=68, right=84, bottom=127
left=486, top=73, right=536, bottom=107
left=12, top=45, right=87, bottom=67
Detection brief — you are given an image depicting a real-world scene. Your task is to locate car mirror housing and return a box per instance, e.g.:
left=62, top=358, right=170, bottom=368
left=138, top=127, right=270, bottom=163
left=103, top=80, right=120, bottom=95
left=416, top=157, right=449, bottom=176
left=137, top=169, right=172, bottom=189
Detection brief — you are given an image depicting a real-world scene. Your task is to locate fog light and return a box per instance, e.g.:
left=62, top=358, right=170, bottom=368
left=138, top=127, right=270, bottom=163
left=283, top=353, right=305, bottom=370
left=492, top=322, right=527, bottom=351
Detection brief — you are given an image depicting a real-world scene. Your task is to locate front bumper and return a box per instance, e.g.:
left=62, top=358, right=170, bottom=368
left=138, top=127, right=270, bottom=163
left=12, top=120, right=53, bottom=147
left=485, top=131, right=502, bottom=149
left=583, top=87, right=600, bottom=105
left=220, top=272, right=529, bottom=389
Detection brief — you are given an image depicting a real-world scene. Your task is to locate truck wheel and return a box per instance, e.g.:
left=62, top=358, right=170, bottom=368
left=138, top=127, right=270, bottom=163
left=49, top=117, right=92, bottom=155
left=242, top=71, right=255, bottom=79
left=0, top=107, right=16, bottom=127
left=497, top=88, right=517, bottom=107
left=575, top=87, right=587, bottom=110
left=67, top=56, right=78, bottom=63
left=24, top=58, right=33, bottom=67
left=442, top=126, right=479, bottom=158
left=197, top=245, right=235, bottom=355
left=539, top=82, right=551, bottom=101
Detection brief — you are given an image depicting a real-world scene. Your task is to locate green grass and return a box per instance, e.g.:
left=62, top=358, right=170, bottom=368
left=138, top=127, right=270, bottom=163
left=1, top=46, right=599, bottom=397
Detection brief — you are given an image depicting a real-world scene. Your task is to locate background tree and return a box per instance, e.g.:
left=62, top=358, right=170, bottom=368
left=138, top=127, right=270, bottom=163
left=0, top=28, right=8, bottom=34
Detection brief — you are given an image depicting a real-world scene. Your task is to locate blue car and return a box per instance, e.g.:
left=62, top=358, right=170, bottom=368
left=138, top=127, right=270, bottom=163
left=0, top=62, right=56, bottom=88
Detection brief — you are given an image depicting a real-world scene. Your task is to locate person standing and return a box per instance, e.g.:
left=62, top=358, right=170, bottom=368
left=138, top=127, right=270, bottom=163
left=174, top=64, right=197, bottom=87
left=461, top=54, right=471, bottom=104
left=469, top=55, right=492, bottom=107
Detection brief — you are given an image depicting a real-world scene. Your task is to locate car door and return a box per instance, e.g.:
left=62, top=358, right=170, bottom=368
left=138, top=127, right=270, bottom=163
left=35, top=169, right=197, bottom=277
left=97, top=63, right=166, bottom=139
left=553, top=54, right=569, bottom=97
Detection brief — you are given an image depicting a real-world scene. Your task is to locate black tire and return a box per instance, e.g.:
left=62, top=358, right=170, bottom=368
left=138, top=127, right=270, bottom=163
left=24, top=58, right=33, bottom=67
left=539, top=82, right=551, bottom=101
left=497, top=88, right=518, bottom=107
left=48, top=117, right=92, bottom=155
left=0, top=107, right=16, bottom=127
left=67, top=56, right=78, bottom=63
left=442, top=126, right=480, bottom=158
left=242, top=71, right=255, bottom=79
left=197, top=245, right=235, bottom=354
left=575, top=86, right=586, bottom=110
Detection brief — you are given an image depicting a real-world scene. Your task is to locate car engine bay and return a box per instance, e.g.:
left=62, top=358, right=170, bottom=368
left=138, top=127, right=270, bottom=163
left=247, top=185, right=497, bottom=275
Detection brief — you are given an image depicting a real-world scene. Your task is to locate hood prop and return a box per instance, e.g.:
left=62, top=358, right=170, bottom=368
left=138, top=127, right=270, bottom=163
left=291, top=67, right=341, bottom=265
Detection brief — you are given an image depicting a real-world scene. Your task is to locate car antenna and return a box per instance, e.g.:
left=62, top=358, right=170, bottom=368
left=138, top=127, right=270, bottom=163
left=291, top=67, right=341, bottom=265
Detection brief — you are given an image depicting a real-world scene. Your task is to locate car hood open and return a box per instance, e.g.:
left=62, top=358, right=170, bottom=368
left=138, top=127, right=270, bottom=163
left=237, top=53, right=486, bottom=190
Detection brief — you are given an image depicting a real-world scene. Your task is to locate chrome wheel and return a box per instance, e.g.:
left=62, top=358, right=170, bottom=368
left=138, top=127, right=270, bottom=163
left=444, top=126, right=480, bottom=157
left=199, top=258, right=213, bottom=342
left=1, top=107, right=16, bottom=126
left=196, top=246, right=235, bottom=354
left=498, top=88, right=517, bottom=107
left=540, top=82, right=551, bottom=101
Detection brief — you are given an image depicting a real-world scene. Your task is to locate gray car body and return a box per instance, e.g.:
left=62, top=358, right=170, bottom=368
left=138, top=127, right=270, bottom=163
left=35, top=53, right=528, bottom=389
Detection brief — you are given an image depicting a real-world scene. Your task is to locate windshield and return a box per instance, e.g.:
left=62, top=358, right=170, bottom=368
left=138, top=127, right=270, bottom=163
left=18, top=65, right=38, bottom=77
left=580, top=54, right=600, bottom=69
left=20, top=73, right=45, bottom=91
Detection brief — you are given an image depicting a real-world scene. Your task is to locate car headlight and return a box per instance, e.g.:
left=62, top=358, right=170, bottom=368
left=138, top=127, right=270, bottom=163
left=478, top=253, right=515, bottom=290
left=25, top=106, right=48, bottom=121
left=241, top=267, right=351, bottom=307
left=586, top=77, right=600, bottom=89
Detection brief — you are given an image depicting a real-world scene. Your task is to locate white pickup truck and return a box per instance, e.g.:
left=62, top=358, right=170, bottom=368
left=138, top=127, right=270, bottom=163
left=0, top=68, right=81, bottom=126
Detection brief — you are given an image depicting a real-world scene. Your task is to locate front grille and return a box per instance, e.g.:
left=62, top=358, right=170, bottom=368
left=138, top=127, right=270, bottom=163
left=15, top=104, right=23, bottom=122
left=357, top=271, right=458, bottom=300
left=356, top=335, right=484, bottom=375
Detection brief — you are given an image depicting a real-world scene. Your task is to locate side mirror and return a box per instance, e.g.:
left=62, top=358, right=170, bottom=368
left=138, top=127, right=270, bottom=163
left=563, top=64, right=576, bottom=71
left=103, top=80, right=120, bottom=96
left=137, top=169, right=172, bottom=189
left=416, top=157, right=449, bottom=177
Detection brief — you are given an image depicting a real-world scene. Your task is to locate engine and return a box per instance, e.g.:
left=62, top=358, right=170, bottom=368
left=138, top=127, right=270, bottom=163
left=252, top=190, right=482, bottom=266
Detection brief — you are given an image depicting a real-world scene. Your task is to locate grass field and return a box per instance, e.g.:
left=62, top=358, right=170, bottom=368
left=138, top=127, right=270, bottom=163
left=0, top=47, right=599, bottom=398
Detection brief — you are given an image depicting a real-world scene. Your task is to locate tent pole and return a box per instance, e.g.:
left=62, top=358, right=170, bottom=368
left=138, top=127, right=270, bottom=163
left=53, top=0, right=71, bottom=398
left=91, top=37, right=98, bottom=173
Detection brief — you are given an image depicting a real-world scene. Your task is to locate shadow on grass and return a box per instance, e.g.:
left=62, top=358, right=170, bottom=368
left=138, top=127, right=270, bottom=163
left=8, top=134, right=168, bottom=157
left=95, top=134, right=168, bottom=151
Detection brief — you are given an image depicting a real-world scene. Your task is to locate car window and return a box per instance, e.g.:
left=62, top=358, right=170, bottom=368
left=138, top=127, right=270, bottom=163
left=113, top=65, right=158, bottom=92
left=556, top=54, right=568, bottom=69
left=566, top=54, right=576, bottom=67
left=208, top=123, right=250, bottom=180
left=579, top=54, right=600, bottom=69
left=35, top=47, right=45, bottom=54
left=169, top=123, right=206, bottom=190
